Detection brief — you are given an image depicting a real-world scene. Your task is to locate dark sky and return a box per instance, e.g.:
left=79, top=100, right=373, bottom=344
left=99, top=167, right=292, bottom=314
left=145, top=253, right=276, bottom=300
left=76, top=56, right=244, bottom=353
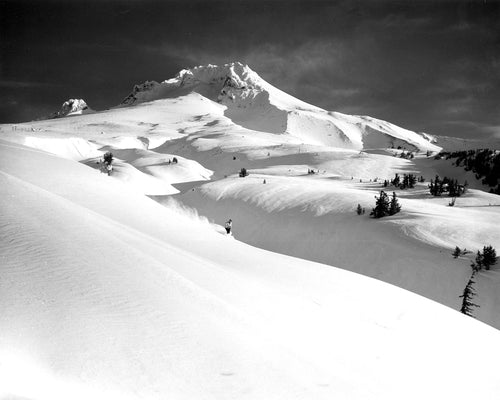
left=1, top=0, right=499, bottom=139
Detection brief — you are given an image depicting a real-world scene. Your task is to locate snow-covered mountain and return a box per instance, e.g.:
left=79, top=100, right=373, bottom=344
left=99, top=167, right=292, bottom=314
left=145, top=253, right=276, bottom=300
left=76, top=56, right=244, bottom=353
left=121, top=62, right=440, bottom=152
left=50, top=98, right=93, bottom=118
left=2, top=62, right=500, bottom=400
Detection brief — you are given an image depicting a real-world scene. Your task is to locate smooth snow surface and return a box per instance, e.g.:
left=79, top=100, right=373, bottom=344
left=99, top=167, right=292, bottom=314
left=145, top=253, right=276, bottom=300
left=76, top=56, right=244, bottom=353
left=2, top=62, right=500, bottom=399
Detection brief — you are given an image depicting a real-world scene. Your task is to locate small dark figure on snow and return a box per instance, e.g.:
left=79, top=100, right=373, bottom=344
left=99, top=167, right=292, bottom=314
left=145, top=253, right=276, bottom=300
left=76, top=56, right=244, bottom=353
left=106, top=163, right=113, bottom=176
left=225, top=219, right=232, bottom=234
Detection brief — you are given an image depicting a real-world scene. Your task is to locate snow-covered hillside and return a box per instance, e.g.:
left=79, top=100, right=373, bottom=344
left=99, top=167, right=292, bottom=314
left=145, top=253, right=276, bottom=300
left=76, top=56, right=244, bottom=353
left=2, top=62, right=500, bottom=399
left=2, top=137, right=500, bottom=400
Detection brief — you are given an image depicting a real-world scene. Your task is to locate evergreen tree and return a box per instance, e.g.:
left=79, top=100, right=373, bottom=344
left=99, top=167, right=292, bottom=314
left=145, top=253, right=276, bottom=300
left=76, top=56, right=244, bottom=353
left=400, top=174, right=409, bottom=189
left=482, top=245, right=498, bottom=270
left=356, top=204, right=363, bottom=215
left=470, top=260, right=480, bottom=273
left=429, top=177, right=438, bottom=196
left=389, top=192, right=402, bottom=216
left=452, top=246, right=461, bottom=258
left=408, top=174, right=417, bottom=188
left=239, top=167, right=248, bottom=177
left=438, top=176, right=445, bottom=195
left=459, top=272, right=479, bottom=317
left=475, top=250, right=484, bottom=271
left=103, top=151, right=113, bottom=165
left=391, top=173, right=400, bottom=187
left=370, top=190, right=390, bottom=218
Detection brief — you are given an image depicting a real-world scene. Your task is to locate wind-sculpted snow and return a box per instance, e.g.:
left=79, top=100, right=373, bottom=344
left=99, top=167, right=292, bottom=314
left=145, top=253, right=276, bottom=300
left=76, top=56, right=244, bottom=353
left=24, top=136, right=103, bottom=160
left=200, top=174, right=373, bottom=215
left=2, top=139, right=500, bottom=400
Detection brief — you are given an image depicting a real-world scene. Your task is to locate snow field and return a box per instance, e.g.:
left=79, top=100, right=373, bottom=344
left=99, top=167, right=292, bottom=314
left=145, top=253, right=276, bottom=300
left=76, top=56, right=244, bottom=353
left=2, top=140, right=500, bottom=400
left=2, top=62, right=500, bottom=399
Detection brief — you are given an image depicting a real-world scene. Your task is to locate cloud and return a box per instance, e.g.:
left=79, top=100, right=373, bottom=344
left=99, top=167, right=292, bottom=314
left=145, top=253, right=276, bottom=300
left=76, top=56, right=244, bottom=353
left=147, top=39, right=360, bottom=108
left=0, top=80, right=56, bottom=89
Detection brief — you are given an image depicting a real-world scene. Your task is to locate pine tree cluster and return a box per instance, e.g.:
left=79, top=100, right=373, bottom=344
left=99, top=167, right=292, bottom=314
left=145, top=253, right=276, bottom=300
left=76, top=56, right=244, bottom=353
left=386, top=173, right=420, bottom=189
left=452, top=246, right=471, bottom=258
left=370, top=191, right=401, bottom=218
left=436, top=149, right=500, bottom=194
left=399, top=151, right=414, bottom=159
left=400, top=174, right=417, bottom=189
left=428, top=175, right=467, bottom=197
left=472, top=245, right=498, bottom=271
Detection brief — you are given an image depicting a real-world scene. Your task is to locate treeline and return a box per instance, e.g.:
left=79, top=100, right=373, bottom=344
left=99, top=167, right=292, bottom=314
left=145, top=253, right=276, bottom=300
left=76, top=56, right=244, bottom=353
left=383, top=173, right=423, bottom=190
left=456, top=245, right=498, bottom=318
left=435, top=149, right=500, bottom=194
left=429, top=175, right=467, bottom=197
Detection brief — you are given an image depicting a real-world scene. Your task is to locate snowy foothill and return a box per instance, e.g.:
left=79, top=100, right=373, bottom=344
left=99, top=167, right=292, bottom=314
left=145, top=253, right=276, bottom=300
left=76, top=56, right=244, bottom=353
left=2, top=62, right=500, bottom=399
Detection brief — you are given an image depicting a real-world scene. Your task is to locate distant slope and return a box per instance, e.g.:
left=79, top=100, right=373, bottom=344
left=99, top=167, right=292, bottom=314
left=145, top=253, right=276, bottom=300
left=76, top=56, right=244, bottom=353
left=120, top=62, right=441, bottom=152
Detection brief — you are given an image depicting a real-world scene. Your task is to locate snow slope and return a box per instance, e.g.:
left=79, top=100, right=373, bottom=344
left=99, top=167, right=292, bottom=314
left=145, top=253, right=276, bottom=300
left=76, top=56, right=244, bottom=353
left=179, top=172, right=500, bottom=325
left=1, top=87, right=498, bottom=329
left=2, top=139, right=500, bottom=400
left=2, top=61, right=500, bottom=399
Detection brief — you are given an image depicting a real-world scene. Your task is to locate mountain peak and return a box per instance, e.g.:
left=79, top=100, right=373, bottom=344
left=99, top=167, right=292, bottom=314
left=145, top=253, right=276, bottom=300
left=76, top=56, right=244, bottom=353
left=174, top=62, right=253, bottom=83
left=121, top=62, right=259, bottom=106
left=119, top=63, right=440, bottom=152
left=45, top=98, right=93, bottom=119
